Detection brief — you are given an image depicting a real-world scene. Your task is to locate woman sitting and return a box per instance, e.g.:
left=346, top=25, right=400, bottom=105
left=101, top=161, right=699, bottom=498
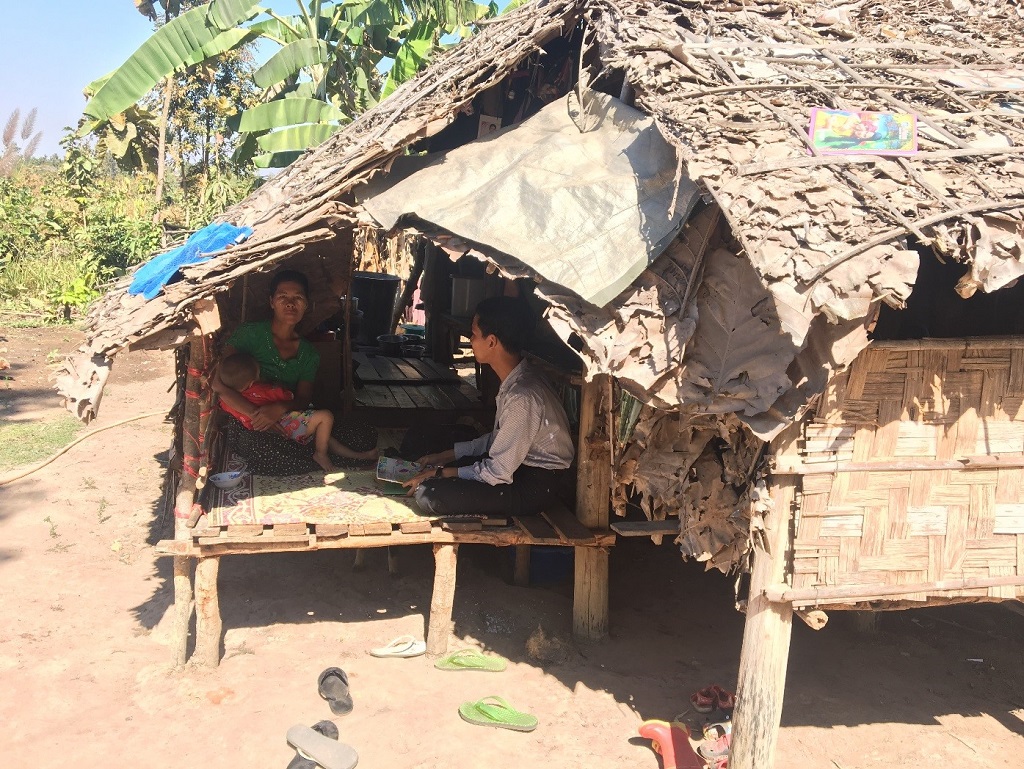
left=212, top=269, right=377, bottom=475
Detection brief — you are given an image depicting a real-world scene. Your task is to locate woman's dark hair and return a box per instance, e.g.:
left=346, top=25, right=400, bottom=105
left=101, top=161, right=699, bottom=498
left=270, top=269, right=310, bottom=297
left=474, top=296, right=535, bottom=355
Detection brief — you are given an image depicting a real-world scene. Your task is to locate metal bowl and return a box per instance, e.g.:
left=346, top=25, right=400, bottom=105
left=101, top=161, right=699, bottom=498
left=377, top=334, right=407, bottom=356
left=402, top=344, right=426, bottom=358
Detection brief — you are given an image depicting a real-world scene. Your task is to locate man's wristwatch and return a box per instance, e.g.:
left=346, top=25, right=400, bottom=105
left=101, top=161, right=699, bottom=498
left=434, top=466, right=444, bottom=478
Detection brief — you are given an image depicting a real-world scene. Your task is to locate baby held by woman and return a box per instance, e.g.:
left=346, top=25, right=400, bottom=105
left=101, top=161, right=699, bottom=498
left=217, top=352, right=377, bottom=473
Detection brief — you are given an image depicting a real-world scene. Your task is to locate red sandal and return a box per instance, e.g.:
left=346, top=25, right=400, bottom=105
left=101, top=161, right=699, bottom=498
left=712, top=684, right=735, bottom=712
left=690, top=686, right=718, bottom=714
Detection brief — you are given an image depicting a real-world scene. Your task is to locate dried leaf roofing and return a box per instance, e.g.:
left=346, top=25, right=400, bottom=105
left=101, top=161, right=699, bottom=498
left=71, top=0, right=1024, bottom=426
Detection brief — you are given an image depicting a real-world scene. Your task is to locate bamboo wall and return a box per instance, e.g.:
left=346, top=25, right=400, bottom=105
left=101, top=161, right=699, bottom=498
left=788, top=338, right=1024, bottom=607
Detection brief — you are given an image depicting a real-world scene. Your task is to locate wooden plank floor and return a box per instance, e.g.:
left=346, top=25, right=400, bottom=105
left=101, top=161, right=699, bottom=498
left=352, top=352, right=484, bottom=425
left=158, top=505, right=616, bottom=557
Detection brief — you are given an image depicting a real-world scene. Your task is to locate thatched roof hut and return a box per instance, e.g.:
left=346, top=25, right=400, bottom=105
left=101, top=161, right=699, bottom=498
left=65, top=0, right=1024, bottom=572
left=60, top=2, right=1024, bottom=766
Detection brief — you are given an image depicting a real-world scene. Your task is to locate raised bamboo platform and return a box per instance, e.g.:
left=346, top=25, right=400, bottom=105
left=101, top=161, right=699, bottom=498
left=157, top=503, right=614, bottom=664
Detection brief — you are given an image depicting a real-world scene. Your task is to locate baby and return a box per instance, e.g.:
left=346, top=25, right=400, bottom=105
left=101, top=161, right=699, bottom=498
left=217, top=352, right=377, bottom=473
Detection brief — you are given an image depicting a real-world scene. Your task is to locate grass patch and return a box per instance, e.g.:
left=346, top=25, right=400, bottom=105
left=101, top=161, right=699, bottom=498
left=0, top=416, right=82, bottom=472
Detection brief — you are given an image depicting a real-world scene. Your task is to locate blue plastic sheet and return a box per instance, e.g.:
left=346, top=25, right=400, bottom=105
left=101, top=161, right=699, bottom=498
left=128, top=222, right=253, bottom=300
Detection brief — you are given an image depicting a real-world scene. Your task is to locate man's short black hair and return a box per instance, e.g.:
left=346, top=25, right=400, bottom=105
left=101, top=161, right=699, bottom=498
left=270, top=269, right=310, bottom=297
left=474, top=296, right=535, bottom=356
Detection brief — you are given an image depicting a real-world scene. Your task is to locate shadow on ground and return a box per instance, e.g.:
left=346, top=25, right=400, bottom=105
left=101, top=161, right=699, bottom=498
left=131, top=526, right=1024, bottom=736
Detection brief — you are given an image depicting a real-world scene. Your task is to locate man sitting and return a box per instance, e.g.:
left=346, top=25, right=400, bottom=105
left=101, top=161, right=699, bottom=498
left=403, top=296, right=574, bottom=516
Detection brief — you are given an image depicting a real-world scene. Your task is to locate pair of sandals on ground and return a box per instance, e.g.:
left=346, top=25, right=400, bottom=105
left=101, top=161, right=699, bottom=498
left=370, top=637, right=538, bottom=733
left=286, top=640, right=534, bottom=768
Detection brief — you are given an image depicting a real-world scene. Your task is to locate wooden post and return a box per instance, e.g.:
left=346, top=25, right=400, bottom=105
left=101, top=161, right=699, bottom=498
left=729, top=424, right=799, bottom=769
left=426, top=543, right=459, bottom=657
left=171, top=550, right=194, bottom=667
left=573, top=374, right=611, bottom=641
left=513, top=545, right=531, bottom=587
left=170, top=339, right=208, bottom=666
left=194, top=556, right=222, bottom=667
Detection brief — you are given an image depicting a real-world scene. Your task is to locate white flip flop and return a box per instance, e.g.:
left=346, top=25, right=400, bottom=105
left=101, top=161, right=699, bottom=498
left=369, top=634, right=427, bottom=658
left=286, top=725, right=358, bottom=769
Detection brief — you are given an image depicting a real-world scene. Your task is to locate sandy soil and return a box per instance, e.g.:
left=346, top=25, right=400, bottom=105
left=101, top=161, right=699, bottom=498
left=1, top=326, right=1023, bottom=769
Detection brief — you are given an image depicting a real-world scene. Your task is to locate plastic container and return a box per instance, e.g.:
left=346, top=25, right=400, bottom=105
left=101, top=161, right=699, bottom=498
left=508, top=545, right=574, bottom=584
left=352, top=271, right=401, bottom=345
left=378, top=334, right=407, bottom=356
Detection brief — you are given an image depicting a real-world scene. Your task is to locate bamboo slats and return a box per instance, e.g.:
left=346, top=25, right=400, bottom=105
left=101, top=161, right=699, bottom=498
left=787, top=338, right=1024, bottom=607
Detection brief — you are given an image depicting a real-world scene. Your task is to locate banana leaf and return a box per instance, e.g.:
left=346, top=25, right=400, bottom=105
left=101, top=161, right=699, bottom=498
left=254, top=38, right=329, bottom=88
left=501, top=0, right=531, bottom=12
left=256, top=122, right=339, bottom=152
left=206, top=0, right=260, bottom=30
left=341, top=0, right=396, bottom=26
left=237, top=98, right=346, bottom=132
left=381, top=19, right=437, bottom=99
left=253, top=150, right=304, bottom=168
left=249, top=16, right=303, bottom=45
left=83, top=3, right=260, bottom=120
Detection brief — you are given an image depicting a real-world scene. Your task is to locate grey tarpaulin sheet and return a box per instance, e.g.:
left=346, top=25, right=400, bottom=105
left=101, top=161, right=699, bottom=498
left=361, top=92, right=698, bottom=307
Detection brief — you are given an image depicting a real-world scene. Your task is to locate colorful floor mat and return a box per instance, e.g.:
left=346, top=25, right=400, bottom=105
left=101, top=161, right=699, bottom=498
left=210, top=456, right=427, bottom=526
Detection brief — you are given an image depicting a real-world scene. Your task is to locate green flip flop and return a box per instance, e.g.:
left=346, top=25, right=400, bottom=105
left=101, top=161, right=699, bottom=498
left=458, top=696, right=538, bottom=732
left=434, top=648, right=507, bottom=672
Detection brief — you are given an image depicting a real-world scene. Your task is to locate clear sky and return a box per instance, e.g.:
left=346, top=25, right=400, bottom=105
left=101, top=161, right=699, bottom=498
left=1, top=0, right=158, bottom=158
left=0, top=1, right=508, bottom=159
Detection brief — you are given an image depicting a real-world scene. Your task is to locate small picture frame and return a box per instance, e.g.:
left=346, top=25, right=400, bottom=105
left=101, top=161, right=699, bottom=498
left=478, top=114, right=502, bottom=138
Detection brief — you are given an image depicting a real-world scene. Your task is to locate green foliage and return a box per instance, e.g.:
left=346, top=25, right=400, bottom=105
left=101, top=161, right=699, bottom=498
left=166, top=47, right=261, bottom=176
left=0, top=415, right=82, bottom=473
left=82, top=1, right=262, bottom=121
left=184, top=165, right=255, bottom=224
left=0, top=142, right=252, bottom=324
left=86, top=1, right=499, bottom=169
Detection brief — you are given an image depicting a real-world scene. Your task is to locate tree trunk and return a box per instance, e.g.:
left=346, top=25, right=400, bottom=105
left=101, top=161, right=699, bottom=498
left=152, top=25, right=174, bottom=232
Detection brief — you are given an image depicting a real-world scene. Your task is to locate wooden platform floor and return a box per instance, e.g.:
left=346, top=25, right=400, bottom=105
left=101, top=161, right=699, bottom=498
left=159, top=504, right=613, bottom=557
left=352, top=352, right=485, bottom=425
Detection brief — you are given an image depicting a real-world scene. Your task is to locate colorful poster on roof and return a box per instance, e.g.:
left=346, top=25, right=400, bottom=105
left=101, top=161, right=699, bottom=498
left=809, top=108, right=918, bottom=155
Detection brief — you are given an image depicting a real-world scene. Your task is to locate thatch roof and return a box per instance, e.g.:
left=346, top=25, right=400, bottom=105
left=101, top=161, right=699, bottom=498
left=65, top=0, right=1024, bottom=432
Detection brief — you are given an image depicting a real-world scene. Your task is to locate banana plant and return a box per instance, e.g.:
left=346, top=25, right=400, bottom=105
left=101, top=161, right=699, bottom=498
left=85, top=0, right=498, bottom=169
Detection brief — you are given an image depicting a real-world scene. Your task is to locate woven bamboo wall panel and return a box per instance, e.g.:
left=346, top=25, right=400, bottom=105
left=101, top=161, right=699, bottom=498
left=791, top=339, right=1024, bottom=607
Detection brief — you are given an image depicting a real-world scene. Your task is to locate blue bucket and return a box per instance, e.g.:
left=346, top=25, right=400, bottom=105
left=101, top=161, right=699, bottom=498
left=510, top=545, right=574, bottom=584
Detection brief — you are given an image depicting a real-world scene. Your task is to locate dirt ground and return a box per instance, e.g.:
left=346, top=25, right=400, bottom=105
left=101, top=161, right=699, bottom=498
left=1, top=326, right=1023, bottom=769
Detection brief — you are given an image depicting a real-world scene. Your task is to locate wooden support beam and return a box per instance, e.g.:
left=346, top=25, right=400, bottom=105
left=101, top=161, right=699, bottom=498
left=765, top=574, right=1024, bottom=605
left=426, top=543, right=458, bottom=657
left=194, top=556, right=222, bottom=667
left=157, top=527, right=617, bottom=557
left=573, top=374, right=612, bottom=641
left=730, top=424, right=799, bottom=769
left=172, top=551, right=193, bottom=668
left=170, top=339, right=206, bottom=667
left=795, top=609, right=829, bottom=631
left=514, top=545, right=531, bottom=587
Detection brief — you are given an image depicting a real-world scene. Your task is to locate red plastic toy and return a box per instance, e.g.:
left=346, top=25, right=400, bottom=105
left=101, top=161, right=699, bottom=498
left=638, top=720, right=705, bottom=769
